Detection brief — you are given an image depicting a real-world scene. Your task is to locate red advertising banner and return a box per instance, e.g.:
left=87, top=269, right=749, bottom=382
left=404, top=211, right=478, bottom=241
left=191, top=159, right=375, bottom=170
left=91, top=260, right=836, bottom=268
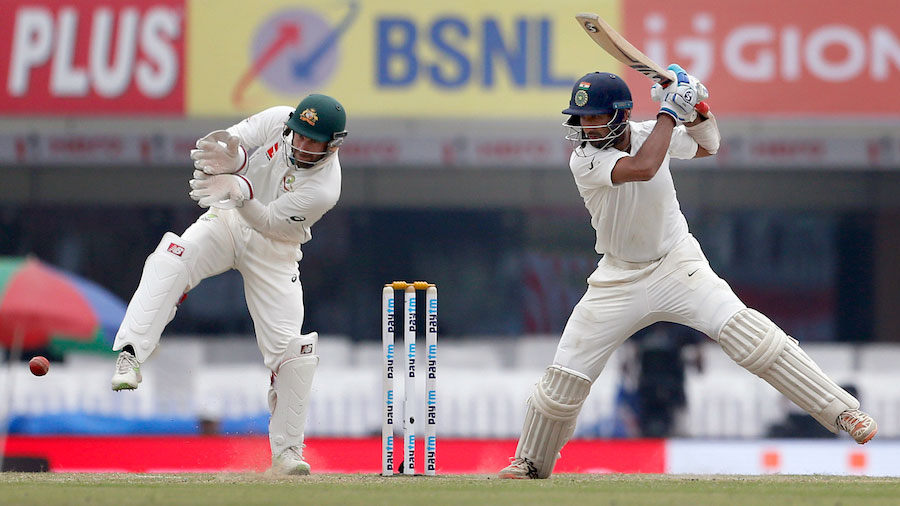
left=0, top=0, right=185, bottom=115
left=620, top=0, right=900, bottom=117
left=4, top=436, right=666, bottom=474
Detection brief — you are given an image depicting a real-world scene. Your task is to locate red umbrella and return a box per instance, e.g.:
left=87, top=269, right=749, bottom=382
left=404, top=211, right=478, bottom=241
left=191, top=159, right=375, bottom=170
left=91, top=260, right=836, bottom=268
left=0, top=256, right=124, bottom=351
left=1, top=258, right=98, bottom=350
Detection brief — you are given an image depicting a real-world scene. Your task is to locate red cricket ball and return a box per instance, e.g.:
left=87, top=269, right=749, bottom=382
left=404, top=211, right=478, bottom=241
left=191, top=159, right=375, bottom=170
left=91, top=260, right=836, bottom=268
left=29, top=356, right=50, bottom=376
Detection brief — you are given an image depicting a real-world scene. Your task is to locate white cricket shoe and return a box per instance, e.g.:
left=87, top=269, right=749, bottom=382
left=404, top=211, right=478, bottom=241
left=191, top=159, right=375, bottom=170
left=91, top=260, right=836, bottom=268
left=111, top=351, right=142, bottom=391
left=498, top=457, right=539, bottom=479
left=270, top=446, right=311, bottom=476
left=837, top=409, right=877, bottom=444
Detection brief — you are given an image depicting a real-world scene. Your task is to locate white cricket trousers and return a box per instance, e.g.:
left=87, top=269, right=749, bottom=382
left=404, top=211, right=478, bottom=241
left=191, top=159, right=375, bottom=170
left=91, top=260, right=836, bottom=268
left=554, top=234, right=746, bottom=381
left=182, top=210, right=304, bottom=371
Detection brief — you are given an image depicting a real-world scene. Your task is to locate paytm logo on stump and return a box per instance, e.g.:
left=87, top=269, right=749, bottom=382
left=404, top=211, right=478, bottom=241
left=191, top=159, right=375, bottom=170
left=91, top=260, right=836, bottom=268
left=376, top=16, right=573, bottom=88
left=233, top=4, right=358, bottom=105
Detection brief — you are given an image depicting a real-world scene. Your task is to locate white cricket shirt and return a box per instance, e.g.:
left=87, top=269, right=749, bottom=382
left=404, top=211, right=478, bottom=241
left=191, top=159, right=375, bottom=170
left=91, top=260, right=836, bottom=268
left=569, top=119, right=698, bottom=263
left=226, top=106, right=341, bottom=247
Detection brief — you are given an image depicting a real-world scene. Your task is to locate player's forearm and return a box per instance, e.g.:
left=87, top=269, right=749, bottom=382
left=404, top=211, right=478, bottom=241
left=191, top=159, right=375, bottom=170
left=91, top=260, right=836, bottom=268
left=632, top=115, right=676, bottom=179
left=685, top=111, right=720, bottom=155
left=236, top=199, right=311, bottom=244
left=611, top=116, right=675, bottom=183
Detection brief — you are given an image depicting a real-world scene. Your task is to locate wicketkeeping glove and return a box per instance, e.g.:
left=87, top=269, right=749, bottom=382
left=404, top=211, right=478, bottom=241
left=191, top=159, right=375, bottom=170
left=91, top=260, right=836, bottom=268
left=189, top=170, right=253, bottom=209
left=190, top=130, right=247, bottom=175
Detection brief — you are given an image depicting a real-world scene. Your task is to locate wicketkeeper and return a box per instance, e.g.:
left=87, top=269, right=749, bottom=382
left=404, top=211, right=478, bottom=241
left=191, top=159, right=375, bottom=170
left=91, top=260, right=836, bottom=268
left=499, top=68, right=877, bottom=479
left=110, top=94, right=347, bottom=475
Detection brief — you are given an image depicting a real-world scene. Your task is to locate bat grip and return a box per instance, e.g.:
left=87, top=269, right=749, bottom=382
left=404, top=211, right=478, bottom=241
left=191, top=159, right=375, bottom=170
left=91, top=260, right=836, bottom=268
left=695, top=101, right=710, bottom=118
left=662, top=81, right=710, bottom=118
left=660, top=80, right=710, bottom=118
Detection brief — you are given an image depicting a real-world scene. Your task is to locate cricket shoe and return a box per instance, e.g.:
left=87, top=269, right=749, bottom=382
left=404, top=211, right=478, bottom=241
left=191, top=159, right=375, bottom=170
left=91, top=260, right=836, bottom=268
left=270, top=446, right=311, bottom=476
left=111, top=350, right=142, bottom=391
left=498, top=457, right=539, bottom=479
left=837, top=409, right=877, bottom=444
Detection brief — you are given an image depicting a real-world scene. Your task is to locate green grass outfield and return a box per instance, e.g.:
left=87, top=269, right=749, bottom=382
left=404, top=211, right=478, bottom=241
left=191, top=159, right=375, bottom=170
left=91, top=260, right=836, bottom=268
left=1, top=473, right=899, bottom=506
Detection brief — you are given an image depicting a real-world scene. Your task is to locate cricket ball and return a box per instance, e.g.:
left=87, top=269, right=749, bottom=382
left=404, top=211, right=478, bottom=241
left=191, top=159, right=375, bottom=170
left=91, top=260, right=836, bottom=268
left=29, top=356, right=50, bottom=376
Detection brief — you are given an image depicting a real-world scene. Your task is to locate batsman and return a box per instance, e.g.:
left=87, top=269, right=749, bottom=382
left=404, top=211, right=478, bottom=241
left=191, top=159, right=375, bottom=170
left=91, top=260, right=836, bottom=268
left=110, top=94, right=348, bottom=475
left=499, top=67, right=877, bottom=479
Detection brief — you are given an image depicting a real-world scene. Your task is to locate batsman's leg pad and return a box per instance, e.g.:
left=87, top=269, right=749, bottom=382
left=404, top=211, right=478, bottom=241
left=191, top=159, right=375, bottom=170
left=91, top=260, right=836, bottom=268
left=718, top=308, right=859, bottom=433
left=269, top=332, right=319, bottom=458
left=515, top=365, right=592, bottom=478
left=267, top=377, right=277, bottom=415
left=113, top=232, right=196, bottom=362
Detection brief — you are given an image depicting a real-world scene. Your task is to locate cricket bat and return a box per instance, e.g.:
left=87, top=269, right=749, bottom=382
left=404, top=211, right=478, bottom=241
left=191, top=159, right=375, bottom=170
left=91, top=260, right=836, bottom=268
left=576, top=12, right=710, bottom=117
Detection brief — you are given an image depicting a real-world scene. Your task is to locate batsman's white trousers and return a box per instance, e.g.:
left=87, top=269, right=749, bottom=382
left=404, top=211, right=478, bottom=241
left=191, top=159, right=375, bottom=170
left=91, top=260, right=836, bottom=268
left=554, top=235, right=745, bottom=381
left=182, top=210, right=304, bottom=371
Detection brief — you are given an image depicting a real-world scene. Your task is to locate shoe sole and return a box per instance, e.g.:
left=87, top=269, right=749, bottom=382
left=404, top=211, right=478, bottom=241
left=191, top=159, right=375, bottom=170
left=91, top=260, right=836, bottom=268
left=267, top=465, right=311, bottom=476
left=112, top=383, right=138, bottom=391
left=856, top=427, right=877, bottom=444
left=497, top=472, right=532, bottom=479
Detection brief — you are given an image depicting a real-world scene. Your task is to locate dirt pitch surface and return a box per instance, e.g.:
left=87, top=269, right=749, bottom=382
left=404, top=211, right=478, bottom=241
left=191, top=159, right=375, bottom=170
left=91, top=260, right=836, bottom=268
left=1, top=473, right=899, bottom=505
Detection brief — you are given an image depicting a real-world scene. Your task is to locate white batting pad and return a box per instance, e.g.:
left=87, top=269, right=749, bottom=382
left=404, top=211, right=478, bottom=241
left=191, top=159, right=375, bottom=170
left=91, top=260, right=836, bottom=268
left=718, top=308, right=859, bottom=433
left=113, top=232, right=197, bottom=362
left=269, top=333, right=319, bottom=457
left=515, top=365, right=592, bottom=478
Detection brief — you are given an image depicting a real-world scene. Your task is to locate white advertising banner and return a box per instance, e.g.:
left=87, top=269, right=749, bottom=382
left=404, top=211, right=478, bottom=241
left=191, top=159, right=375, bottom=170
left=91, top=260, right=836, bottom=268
left=2, top=122, right=899, bottom=169
left=668, top=440, right=900, bottom=476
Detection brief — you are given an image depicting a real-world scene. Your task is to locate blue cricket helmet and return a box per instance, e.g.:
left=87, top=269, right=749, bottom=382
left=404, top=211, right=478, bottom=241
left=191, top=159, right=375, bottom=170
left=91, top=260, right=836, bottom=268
left=562, top=72, right=633, bottom=116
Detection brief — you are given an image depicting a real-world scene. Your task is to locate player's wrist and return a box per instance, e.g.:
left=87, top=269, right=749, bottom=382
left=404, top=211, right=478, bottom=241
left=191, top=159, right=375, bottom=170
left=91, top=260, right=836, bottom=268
left=685, top=113, right=720, bottom=153
left=225, top=146, right=247, bottom=174
left=235, top=146, right=248, bottom=172
left=233, top=175, right=253, bottom=201
left=656, top=110, right=678, bottom=125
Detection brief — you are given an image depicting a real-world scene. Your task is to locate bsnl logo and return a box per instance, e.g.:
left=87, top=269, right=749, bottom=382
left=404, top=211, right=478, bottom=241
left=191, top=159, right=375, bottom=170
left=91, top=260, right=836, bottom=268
left=376, top=17, right=573, bottom=88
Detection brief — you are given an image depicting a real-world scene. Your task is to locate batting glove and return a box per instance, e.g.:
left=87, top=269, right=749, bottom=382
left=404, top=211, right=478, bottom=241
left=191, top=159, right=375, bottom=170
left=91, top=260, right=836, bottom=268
left=651, top=71, right=708, bottom=103
left=657, top=73, right=697, bottom=122
left=651, top=64, right=709, bottom=102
